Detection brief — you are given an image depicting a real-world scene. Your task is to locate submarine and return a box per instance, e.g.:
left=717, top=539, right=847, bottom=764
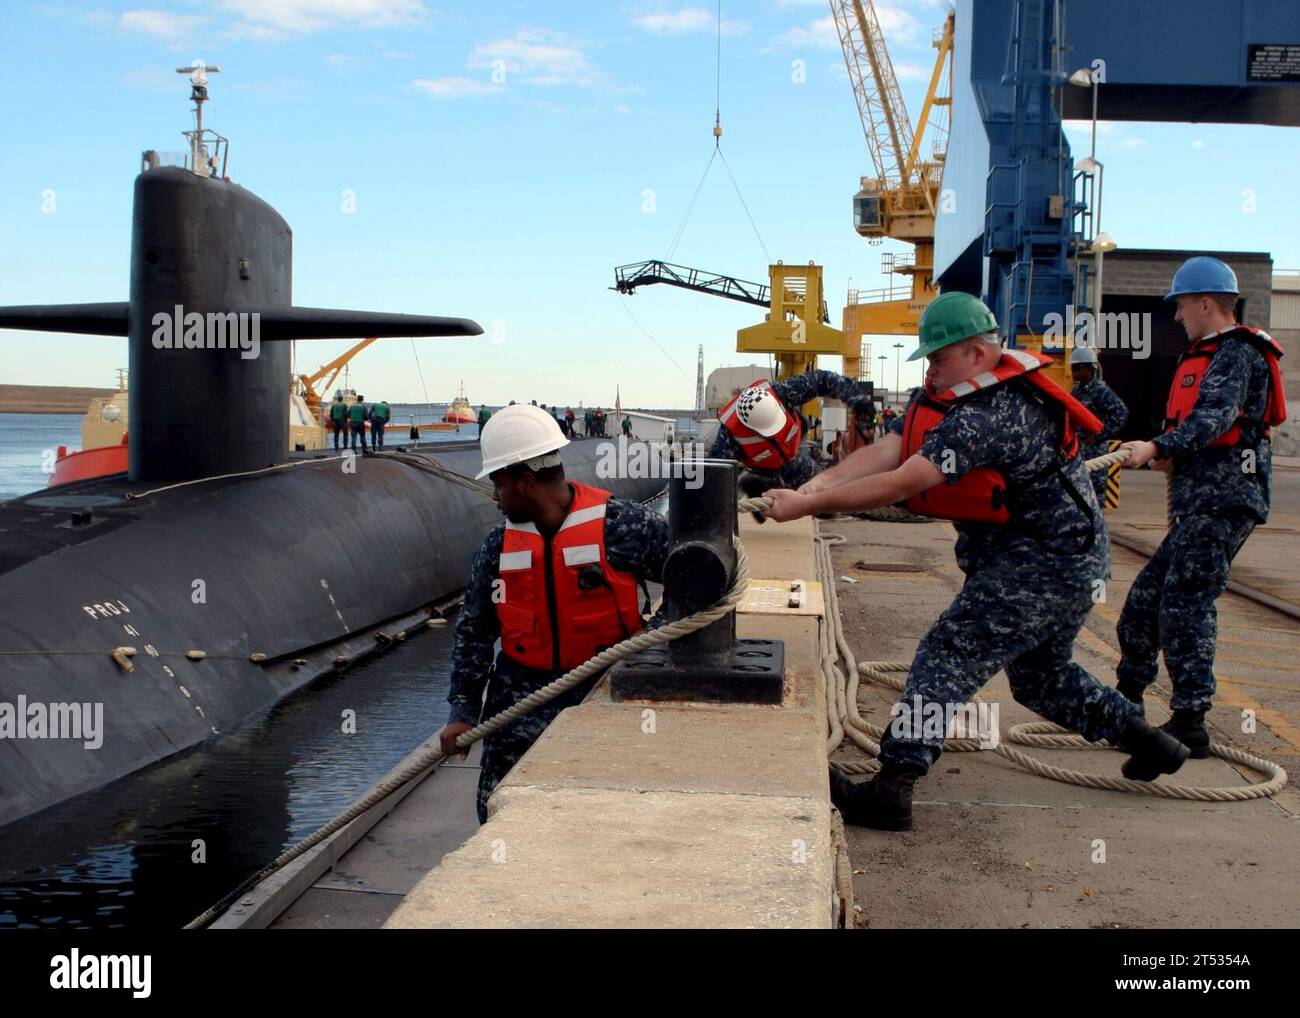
left=0, top=65, right=664, bottom=827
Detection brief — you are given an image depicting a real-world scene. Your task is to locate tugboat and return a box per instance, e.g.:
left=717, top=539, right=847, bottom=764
left=441, top=381, right=475, bottom=424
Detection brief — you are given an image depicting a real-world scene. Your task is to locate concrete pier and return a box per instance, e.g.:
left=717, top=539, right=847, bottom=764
left=384, top=514, right=836, bottom=929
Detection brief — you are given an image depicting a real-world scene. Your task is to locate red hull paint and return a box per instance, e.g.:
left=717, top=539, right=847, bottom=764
left=49, top=440, right=128, bottom=487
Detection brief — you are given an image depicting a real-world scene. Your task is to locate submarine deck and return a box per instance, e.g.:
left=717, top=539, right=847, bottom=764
left=0, top=439, right=487, bottom=579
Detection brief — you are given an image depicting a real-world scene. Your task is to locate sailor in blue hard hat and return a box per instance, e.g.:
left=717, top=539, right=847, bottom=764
left=1116, top=256, right=1288, bottom=755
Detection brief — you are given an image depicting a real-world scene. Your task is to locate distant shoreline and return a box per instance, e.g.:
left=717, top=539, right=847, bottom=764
left=0, top=385, right=115, bottom=415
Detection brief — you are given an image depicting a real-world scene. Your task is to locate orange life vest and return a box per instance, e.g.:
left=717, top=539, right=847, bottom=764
left=900, top=350, right=1102, bottom=523
left=718, top=379, right=804, bottom=469
left=496, top=481, right=644, bottom=672
left=1164, top=325, right=1287, bottom=447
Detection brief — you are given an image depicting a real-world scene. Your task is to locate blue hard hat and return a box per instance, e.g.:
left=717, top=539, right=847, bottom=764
left=1165, top=257, right=1238, bottom=302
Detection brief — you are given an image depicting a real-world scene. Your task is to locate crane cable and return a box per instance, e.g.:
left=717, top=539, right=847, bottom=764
left=665, top=0, right=770, bottom=266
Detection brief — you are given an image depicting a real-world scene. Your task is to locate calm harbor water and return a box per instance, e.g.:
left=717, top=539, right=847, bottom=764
left=0, top=625, right=458, bottom=929
left=0, top=406, right=483, bottom=502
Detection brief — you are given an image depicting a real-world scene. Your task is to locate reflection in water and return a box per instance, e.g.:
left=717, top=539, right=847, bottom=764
left=0, top=624, right=455, bottom=929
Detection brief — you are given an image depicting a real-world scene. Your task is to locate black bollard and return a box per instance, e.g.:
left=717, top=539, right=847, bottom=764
left=610, top=458, right=784, bottom=704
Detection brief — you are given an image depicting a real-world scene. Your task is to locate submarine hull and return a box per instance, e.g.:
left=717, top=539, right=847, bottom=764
left=0, top=441, right=664, bottom=827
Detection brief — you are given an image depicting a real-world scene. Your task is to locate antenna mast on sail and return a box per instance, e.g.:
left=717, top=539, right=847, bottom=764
left=176, top=59, right=227, bottom=178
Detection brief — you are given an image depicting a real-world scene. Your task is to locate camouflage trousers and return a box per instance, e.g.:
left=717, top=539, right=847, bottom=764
left=474, top=661, right=599, bottom=824
left=879, top=555, right=1138, bottom=773
left=1116, top=510, right=1256, bottom=713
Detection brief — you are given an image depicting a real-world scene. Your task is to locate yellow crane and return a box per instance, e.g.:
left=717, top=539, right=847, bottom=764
left=294, top=337, right=378, bottom=416
left=831, top=1, right=954, bottom=386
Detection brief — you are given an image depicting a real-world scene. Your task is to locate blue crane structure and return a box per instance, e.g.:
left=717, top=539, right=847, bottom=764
left=934, top=0, right=1300, bottom=356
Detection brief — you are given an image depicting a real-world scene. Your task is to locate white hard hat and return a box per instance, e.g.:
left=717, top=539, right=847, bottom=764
left=736, top=386, right=787, bottom=437
left=476, top=403, right=570, bottom=479
left=1069, top=346, right=1098, bottom=366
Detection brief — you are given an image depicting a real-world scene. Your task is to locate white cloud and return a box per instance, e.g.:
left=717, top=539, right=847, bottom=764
left=631, top=7, right=748, bottom=35
left=468, top=29, right=599, bottom=88
left=411, top=76, right=503, bottom=98
left=767, top=1, right=928, bottom=52
left=119, top=9, right=209, bottom=39
left=1063, top=119, right=1145, bottom=151
left=122, top=65, right=179, bottom=89
left=218, top=0, right=428, bottom=36
left=768, top=14, right=839, bottom=51
left=894, top=62, right=932, bottom=82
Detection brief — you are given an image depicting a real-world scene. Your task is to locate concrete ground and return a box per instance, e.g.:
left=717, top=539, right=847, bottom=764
left=830, top=467, right=1300, bottom=928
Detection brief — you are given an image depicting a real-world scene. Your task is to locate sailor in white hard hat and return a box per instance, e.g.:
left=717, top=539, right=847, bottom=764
left=439, top=404, right=671, bottom=823
left=709, top=369, right=876, bottom=493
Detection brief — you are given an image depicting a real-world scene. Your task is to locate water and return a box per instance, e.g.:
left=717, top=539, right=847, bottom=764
left=0, top=623, right=457, bottom=930
left=0, top=408, right=484, bottom=503
left=0, top=413, right=84, bottom=502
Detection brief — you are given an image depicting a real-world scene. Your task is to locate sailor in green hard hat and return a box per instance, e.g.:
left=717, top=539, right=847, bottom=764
left=763, top=291, right=1189, bottom=830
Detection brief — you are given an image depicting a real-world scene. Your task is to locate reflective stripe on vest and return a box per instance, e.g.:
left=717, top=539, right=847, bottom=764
left=718, top=379, right=803, bottom=469
left=901, top=352, right=1101, bottom=523
left=495, top=481, right=644, bottom=672
left=1164, top=325, right=1288, bottom=447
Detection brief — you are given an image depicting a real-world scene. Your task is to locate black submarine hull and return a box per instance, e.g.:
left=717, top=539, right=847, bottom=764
left=0, top=441, right=664, bottom=827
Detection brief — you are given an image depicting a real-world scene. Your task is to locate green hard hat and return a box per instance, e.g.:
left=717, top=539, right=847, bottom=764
left=910, top=291, right=999, bottom=361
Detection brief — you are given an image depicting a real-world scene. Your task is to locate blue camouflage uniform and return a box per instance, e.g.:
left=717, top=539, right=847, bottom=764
left=448, top=491, right=670, bottom=822
left=880, top=380, right=1138, bottom=772
left=1116, top=330, right=1274, bottom=713
left=1071, top=375, right=1129, bottom=504
left=708, top=369, right=874, bottom=490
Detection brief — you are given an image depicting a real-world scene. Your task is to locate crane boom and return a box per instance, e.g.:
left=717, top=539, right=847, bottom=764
left=613, top=260, right=830, bottom=323
left=831, top=0, right=915, bottom=191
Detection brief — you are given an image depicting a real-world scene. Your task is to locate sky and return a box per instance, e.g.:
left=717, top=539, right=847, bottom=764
left=1, top=0, right=1298, bottom=408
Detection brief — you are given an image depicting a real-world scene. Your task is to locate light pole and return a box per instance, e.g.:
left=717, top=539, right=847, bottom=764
left=1075, top=156, right=1115, bottom=332
left=1068, top=68, right=1099, bottom=168
left=893, top=342, right=904, bottom=402
left=1069, top=69, right=1109, bottom=337
left=877, top=354, right=887, bottom=402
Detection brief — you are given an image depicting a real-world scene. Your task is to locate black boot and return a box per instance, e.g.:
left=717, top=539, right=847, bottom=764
left=1116, top=678, right=1146, bottom=716
left=1160, top=709, right=1212, bottom=760
left=829, top=762, right=925, bottom=831
left=1116, top=716, right=1190, bottom=782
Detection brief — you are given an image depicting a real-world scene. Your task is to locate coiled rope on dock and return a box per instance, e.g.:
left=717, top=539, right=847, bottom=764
left=809, top=526, right=1288, bottom=804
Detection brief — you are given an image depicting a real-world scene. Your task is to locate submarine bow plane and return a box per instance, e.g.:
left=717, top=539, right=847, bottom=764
left=0, top=63, right=663, bottom=826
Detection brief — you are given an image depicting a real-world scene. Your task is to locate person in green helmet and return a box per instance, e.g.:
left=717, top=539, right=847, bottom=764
left=348, top=395, right=368, bottom=452
left=370, top=399, right=390, bottom=449
left=762, top=291, right=1191, bottom=831
left=328, top=392, right=348, bottom=451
